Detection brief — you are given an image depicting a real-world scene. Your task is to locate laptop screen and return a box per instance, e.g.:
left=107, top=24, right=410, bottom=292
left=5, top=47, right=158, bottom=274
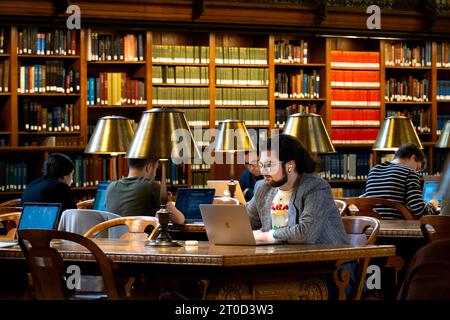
left=18, top=203, right=62, bottom=231
left=175, top=188, right=215, bottom=222
left=423, top=181, right=443, bottom=202
left=92, top=182, right=110, bottom=211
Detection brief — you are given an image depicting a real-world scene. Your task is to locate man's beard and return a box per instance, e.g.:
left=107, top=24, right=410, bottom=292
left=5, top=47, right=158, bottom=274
left=266, top=166, right=288, bottom=188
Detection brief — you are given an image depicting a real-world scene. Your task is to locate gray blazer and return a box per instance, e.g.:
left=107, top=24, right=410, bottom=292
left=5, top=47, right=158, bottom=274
left=246, top=173, right=348, bottom=245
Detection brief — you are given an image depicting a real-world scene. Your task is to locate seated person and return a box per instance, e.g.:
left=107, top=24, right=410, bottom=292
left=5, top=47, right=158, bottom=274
left=364, top=144, right=439, bottom=219
left=247, top=134, right=348, bottom=245
left=21, top=153, right=76, bottom=213
left=397, top=238, right=450, bottom=300
left=105, top=158, right=185, bottom=224
left=239, top=152, right=263, bottom=202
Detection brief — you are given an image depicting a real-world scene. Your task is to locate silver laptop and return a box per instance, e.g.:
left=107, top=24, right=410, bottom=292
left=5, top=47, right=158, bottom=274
left=199, top=204, right=283, bottom=246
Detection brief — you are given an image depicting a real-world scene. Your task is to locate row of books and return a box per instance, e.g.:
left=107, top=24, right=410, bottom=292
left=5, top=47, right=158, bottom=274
left=386, top=109, right=431, bottom=133
left=331, top=109, right=380, bottom=126
left=248, top=127, right=269, bottom=155
left=215, top=47, right=268, bottom=65
left=318, top=153, right=372, bottom=180
left=191, top=128, right=212, bottom=148
left=331, top=188, right=365, bottom=198
left=434, top=151, right=448, bottom=174
left=437, top=42, right=450, bottom=67
left=384, top=41, right=432, bottom=67
left=17, top=28, right=77, bottom=55
left=0, top=162, right=27, bottom=191
left=331, top=89, right=381, bottom=107
left=87, top=74, right=146, bottom=106
left=153, top=66, right=209, bottom=84
left=274, top=70, right=320, bottom=99
left=87, top=30, right=144, bottom=61
left=0, top=60, right=10, bottom=92
left=152, top=45, right=210, bottom=64
left=36, top=135, right=83, bottom=147
left=191, top=163, right=211, bottom=170
left=191, top=172, right=210, bottom=189
left=437, top=115, right=450, bottom=134
left=156, top=161, right=188, bottom=186
left=182, top=108, right=209, bottom=126
left=215, top=108, right=270, bottom=126
left=274, top=39, right=308, bottom=64
left=216, top=88, right=268, bottom=106
left=331, top=128, right=379, bottom=144
left=216, top=67, right=269, bottom=85
left=22, top=101, right=80, bottom=131
left=437, top=80, right=450, bottom=100
left=275, top=104, right=318, bottom=129
left=330, top=51, right=380, bottom=68
left=330, top=70, right=380, bottom=87
left=0, top=28, right=6, bottom=53
left=152, top=87, right=209, bottom=106
left=73, top=157, right=113, bottom=187
left=18, top=62, right=80, bottom=94
left=385, top=77, right=429, bottom=102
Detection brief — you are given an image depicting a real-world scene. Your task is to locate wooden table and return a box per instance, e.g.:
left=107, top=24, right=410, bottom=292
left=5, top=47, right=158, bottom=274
left=378, top=220, right=422, bottom=238
left=0, top=239, right=395, bottom=300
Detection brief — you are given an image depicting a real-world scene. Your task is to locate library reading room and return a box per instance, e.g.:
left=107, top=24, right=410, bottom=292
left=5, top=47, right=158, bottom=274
left=0, top=0, right=450, bottom=306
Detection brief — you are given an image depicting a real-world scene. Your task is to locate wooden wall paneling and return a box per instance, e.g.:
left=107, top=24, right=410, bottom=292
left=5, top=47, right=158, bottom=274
left=80, top=28, right=88, bottom=146
left=146, top=30, right=153, bottom=110
left=324, top=38, right=332, bottom=135
left=9, top=27, right=18, bottom=147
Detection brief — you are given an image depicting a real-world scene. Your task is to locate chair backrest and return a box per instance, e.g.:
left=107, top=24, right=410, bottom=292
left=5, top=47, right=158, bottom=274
left=0, top=198, right=21, bottom=208
left=0, top=207, right=23, bottom=214
left=334, top=199, right=347, bottom=215
left=342, top=216, right=380, bottom=246
left=17, top=229, right=119, bottom=300
left=343, top=197, right=414, bottom=220
left=84, top=216, right=160, bottom=241
left=0, top=212, right=21, bottom=239
left=77, top=199, right=94, bottom=209
left=212, top=197, right=240, bottom=205
left=420, top=215, right=450, bottom=243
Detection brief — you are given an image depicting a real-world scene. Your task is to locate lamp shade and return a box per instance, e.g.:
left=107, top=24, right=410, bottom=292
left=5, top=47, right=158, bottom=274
left=85, top=115, right=134, bottom=155
left=373, top=116, right=423, bottom=151
left=282, top=113, right=335, bottom=154
left=436, top=120, right=450, bottom=148
left=126, top=108, right=201, bottom=161
left=214, top=119, right=255, bottom=152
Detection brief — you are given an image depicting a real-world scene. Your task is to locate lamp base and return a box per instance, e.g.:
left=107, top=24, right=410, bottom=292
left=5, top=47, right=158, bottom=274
left=145, top=239, right=182, bottom=247
left=227, top=179, right=236, bottom=199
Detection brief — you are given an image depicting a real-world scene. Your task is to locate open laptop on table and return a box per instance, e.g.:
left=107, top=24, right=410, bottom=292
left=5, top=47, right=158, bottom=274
left=175, top=188, right=215, bottom=223
left=423, top=180, right=442, bottom=212
left=199, top=204, right=284, bottom=246
left=207, top=180, right=246, bottom=204
left=0, top=202, right=62, bottom=247
left=92, top=181, right=110, bottom=211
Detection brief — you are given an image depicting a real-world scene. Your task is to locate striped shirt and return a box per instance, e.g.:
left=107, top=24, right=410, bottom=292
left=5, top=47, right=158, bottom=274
left=364, top=162, right=436, bottom=219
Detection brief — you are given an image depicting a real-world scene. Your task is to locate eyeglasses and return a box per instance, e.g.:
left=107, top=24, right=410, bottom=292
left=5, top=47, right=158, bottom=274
left=245, top=161, right=258, bottom=168
left=257, top=161, right=283, bottom=173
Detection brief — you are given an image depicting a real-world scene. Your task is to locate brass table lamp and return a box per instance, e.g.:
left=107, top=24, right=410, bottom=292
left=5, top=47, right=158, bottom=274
left=282, top=113, right=335, bottom=154
left=214, top=119, right=255, bottom=199
left=373, top=116, right=423, bottom=151
left=436, top=120, right=450, bottom=148
left=127, top=108, right=201, bottom=247
left=85, top=115, right=134, bottom=180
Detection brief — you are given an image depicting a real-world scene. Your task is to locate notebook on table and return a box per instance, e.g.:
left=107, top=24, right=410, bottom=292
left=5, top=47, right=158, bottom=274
left=92, top=181, right=110, bottom=211
left=0, top=202, right=62, bottom=247
left=175, top=188, right=215, bottom=223
left=199, top=204, right=284, bottom=246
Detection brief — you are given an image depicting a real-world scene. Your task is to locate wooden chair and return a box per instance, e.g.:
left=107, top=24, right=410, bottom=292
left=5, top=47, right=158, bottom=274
left=84, top=216, right=160, bottom=241
left=0, top=212, right=21, bottom=239
left=420, top=215, right=450, bottom=243
left=0, top=198, right=21, bottom=208
left=334, top=199, right=347, bottom=215
left=212, top=197, right=240, bottom=205
left=0, top=206, right=22, bottom=214
left=17, top=229, right=120, bottom=300
left=343, top=197, right=414, bottom=220
left=340, top=216, right=380, bottom=300
left=77, top=199, right=95, bottom=209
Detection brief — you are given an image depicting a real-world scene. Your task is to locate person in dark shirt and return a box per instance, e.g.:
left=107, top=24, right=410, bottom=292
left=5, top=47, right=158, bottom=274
left=397, top=238, right=450, bottom=300
left=239, top=153, right=263, bottom=202
left=21, top=153, right=76, bottom=212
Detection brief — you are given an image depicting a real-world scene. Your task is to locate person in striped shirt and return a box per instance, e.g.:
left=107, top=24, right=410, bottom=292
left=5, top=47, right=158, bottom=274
left=364, top=144, right=439, bottom=219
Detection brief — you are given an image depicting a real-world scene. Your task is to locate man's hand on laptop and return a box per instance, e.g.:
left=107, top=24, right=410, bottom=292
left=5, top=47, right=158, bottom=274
left=253, top=229, right=276, bottom=243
